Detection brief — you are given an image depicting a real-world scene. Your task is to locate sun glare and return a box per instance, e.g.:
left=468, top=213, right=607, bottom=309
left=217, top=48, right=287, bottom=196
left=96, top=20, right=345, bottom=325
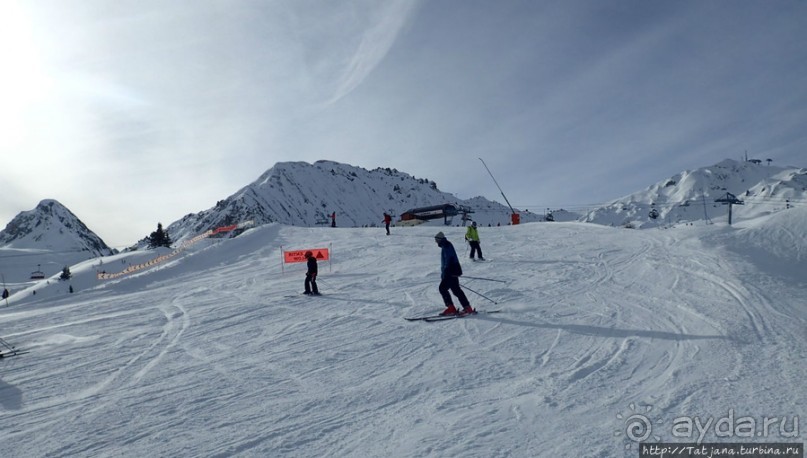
left=0, top=2, right=52, bottom=145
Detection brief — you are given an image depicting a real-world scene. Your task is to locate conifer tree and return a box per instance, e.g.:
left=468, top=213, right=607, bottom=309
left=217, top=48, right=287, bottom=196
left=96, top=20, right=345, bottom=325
left=148, top=223, right=173, bottom=248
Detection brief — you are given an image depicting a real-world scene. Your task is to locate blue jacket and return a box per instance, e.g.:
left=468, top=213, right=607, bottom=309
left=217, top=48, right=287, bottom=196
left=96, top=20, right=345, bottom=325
left=438, top=239, right=463, bottom=279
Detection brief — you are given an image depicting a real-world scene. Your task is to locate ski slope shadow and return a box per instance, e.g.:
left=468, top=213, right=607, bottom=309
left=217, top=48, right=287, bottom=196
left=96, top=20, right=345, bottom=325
left=0, top=377, right=23, bottom=410
left=313, top=294, right=410, bottom=308
left=475, top=314, right=729, bottom=342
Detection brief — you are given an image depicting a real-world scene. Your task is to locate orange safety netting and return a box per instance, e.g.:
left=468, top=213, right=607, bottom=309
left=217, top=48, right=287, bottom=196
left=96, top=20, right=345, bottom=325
left=97, top=221, right=252, bottom=280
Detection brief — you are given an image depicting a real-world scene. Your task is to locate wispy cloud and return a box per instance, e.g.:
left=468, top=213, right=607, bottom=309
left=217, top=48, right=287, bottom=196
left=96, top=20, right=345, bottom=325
left=325, top=0, right=420, bottom=106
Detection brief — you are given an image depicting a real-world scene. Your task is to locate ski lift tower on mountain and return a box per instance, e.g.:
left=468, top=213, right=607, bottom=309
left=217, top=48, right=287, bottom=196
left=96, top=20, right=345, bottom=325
left=458, top=205, right=475, bottom=226
left=715, top=192, right=744, bottom=225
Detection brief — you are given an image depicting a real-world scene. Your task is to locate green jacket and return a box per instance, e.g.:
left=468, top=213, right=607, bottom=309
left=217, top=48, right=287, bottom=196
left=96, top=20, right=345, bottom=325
left=465, top=226, right=480, bottom=242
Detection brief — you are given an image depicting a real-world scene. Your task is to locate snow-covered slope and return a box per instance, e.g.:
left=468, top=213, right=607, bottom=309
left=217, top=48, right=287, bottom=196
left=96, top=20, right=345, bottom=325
left=1, top=217, right=804, bottom=456
left=704, top=206, right=807, bottom=285
left=585, top=159, right=807, bottom=227
left=166, top=160, right=540, bottom=242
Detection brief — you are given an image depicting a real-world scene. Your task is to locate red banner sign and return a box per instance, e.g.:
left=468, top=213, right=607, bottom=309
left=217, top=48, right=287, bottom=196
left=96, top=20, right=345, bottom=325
left=212, top=224, right=238, bottom=234
left=283, top=248, right=330, bottom=263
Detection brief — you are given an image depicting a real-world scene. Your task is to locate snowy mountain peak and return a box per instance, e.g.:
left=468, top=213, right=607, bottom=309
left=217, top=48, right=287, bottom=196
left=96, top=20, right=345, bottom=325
left=585, top=159, right=806, bottom=227
left=0, top=199, right=114, bottom=256
left=166, top=160, right=540, bottom=242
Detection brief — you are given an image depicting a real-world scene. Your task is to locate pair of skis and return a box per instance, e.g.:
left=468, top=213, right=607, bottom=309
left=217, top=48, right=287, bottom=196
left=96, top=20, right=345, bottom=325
left=0, top=349, right=29, bottom=358
left=405, top=310, right=501, bottom=322
left=0, top=337, right=27, bottom=358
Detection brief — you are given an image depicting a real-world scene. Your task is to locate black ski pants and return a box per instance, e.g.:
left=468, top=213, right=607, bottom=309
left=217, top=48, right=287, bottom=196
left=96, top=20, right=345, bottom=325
left=305, top=273, right=319, bottom=294
left=469, top=241, right=483, bottom=259
left=439, top=276, right=470, bottom=308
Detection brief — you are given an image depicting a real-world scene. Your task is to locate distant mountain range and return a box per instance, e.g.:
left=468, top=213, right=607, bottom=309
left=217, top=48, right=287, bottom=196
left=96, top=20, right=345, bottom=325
left=2, top=159, right=805, bottom=253
left=164, top=160, right=541, bottom=242
left=0, top=199, right=114, bottom=256
left=584, top=159, right=807, bottom=227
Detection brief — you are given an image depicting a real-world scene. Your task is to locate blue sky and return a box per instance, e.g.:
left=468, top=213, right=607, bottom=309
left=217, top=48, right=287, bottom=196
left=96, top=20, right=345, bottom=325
left=1, top=0, right=805, bottom=246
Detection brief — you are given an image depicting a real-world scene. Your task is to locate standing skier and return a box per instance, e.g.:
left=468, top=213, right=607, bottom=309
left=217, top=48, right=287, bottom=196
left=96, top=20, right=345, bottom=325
left=434, top=232, right=474, bottom=316
left=383, top=212, right=392, bottom=235
left=303, top=251, right=320, bottom=295
left=465, top=221, right=484, bottom=261
left=330, top=212, right=336, bottom=228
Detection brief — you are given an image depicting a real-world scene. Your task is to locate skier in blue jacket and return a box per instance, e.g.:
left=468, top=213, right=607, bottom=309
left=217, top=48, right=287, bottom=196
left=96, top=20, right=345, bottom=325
left=434, top=232, right=474, bottom=316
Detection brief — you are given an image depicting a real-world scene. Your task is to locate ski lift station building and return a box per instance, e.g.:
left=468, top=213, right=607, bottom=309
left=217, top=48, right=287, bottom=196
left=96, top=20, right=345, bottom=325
left=400, top=204, right=463, bottom=226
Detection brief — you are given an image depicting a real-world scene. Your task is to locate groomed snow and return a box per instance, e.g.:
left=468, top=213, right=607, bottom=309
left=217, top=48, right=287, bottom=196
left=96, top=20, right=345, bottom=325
left=1, top=216, right=805, bottom=456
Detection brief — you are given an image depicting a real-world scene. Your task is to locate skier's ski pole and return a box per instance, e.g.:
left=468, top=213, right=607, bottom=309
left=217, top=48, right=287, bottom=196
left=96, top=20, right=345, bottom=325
left=460, top=283, right=498, bottom=304
left=315, top=277, right=332, bottom=289
left=0, top=336, right=15, bottom=352
left=461, top=275, right=508, bottom=283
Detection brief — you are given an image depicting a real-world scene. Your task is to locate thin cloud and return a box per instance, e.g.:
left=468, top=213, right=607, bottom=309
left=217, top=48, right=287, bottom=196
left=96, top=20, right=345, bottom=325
left=325, top=0, right=421, bottom=107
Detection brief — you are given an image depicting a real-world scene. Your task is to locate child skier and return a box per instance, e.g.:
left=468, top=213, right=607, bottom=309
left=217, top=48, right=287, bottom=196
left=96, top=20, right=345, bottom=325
left=303, top=251, right=320, bottom=295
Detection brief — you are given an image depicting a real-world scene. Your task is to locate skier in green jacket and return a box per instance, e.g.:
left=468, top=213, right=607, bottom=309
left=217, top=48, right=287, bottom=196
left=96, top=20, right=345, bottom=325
left=465, top=221, right=484, bottom=261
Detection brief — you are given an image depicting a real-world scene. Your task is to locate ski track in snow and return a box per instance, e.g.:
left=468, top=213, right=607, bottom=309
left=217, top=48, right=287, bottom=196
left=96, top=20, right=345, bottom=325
left=1, top=222, right=805, bottom=457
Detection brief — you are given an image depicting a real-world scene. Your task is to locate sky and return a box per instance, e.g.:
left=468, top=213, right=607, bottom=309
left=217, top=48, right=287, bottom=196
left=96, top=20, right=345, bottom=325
left=1, top=0, right=806, bottom=247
